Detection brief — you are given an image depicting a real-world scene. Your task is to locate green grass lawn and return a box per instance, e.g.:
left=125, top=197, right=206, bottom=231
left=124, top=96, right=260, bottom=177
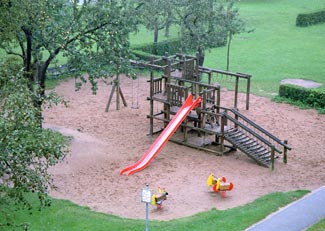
left=307, top=218, right=325, bottom=231
left=0, top=190, right=309, bottom=231
left=204, top=0, right=325, bottom=97
left=1, top=0, right=324, bottom=230
left=130, top=0, right=325, bottom=98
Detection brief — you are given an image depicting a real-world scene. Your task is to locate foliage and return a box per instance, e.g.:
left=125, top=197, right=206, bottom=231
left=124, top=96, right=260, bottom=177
left=307, top=218, right=325, bottom=231
left=131, top=49, right=161, bottom=62
left=273, top=96, right=325, bottom=114
left=276, top=84, right=325, bottom=111
left=132, top=38, right=183, bottom=57
left=177, top=0, right=229, bottom=55
left=222, top=0, right=249, bottom=71
left=0, top=0, right=137, bottom=100
left=0, top=59, right=69, bottom=228
left=130, top=0, right=243, bottom=66
left=134, top=0, right=177, bottom=48
left=296, top=10, right=325, bottom=27
left=0, top=190, right=309, bottom=231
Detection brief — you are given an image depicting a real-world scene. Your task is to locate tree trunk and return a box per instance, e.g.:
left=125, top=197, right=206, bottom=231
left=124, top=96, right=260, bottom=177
left=154, top=28, right=159, bottom=44
left=165, top=13, right=171, bottom=37
left=198, top=46, right=205, bottom=66
left=34, top=62, right=49, bottom=127
left=226, top=33, right=232, bottom=71
left=153, top=25, right=159, bottom=55
left=197, top=46, right=205, bottom=82
left=23, top=28, right=33, bottom=91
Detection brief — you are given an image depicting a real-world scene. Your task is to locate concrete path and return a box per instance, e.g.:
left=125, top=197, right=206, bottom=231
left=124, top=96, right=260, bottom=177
left=246, top=186, right=325, bottom=231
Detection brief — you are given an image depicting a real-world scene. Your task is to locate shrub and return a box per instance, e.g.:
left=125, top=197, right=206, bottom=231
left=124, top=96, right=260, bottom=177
left=278, top=84, right=325, bottom=108
left=132, top=39, right=183, bottom=57
left=131, top=37, right=227, bottom=62
left=296, top=10, right=325, bottom=27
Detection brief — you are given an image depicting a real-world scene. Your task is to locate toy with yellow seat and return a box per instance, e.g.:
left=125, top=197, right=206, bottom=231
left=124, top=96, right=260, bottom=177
left=151, top=187, right=168, bottom=209
left=207, top=173, right=233, bottom=197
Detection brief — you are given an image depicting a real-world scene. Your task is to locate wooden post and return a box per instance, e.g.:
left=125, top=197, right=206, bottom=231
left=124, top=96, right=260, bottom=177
left=195, top=52, right=200, bottom=81
left=283, top=140, right=288, bottom=164
left=216, top=87, right=220, bottom=114
left=163, top=57, right=171, bottom=128
left=105, top=74, right=127, bottom=112
left=234, top=76, right=239, bottom=109
left=165, top=52, right=171, bottom=88
left=246, top=76, right=251, bottom=110
left=106, top=82, right=116, bottom=112
left=182, top=55, right=186, bottom=79
left=149, top=58, right=154, bottom=143
left=271, top=146, right=275, bottom=171
left=208, top=71, right=212, bottom=84
left=183, top=118, right=188, bottom=142
left=116, top=74, right=120, bottom=110
left=220, top=115, right=226, bottom=154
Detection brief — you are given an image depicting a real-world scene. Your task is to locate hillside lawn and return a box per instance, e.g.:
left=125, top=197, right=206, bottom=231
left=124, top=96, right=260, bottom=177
left=1, top=0, right=324, bottom=230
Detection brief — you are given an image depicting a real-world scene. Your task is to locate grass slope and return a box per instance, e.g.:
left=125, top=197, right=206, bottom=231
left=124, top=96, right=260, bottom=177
left=0, top=190, right=308, bottom=231
left=130, top=0, right=325, bottom=97
left=204, top=0, right=325, bottom=97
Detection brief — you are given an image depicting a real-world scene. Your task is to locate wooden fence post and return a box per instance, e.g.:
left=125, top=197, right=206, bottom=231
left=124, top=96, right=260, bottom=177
left=271, top=146, right=275, bottom=170
left=283, top=140, right=288, bottom=164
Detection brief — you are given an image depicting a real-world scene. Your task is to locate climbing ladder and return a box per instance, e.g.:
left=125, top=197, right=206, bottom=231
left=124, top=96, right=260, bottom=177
left=220, top=108, right=291, bottom=168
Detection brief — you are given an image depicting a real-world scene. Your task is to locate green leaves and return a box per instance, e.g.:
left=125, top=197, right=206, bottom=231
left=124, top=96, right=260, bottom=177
left=178, top=0, right=242, bottom=53
left=1, top=0, right=137, bottom=97
left=0, top=59, right=68, bottom=209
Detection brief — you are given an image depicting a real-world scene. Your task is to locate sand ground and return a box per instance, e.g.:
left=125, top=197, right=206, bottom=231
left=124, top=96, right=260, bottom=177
left=44, top=75, right=325, bottom=220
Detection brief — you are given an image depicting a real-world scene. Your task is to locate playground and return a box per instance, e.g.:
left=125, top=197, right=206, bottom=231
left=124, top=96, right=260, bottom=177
left=44, top=74, right=325, bottom=221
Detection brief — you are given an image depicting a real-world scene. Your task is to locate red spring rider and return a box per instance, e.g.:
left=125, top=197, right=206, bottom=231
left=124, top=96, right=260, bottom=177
left=207, top=173, right=234, bottom=197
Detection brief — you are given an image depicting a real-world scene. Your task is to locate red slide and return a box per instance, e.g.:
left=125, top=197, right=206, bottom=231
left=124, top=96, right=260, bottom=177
left=120, top=94, right=202, bottom=176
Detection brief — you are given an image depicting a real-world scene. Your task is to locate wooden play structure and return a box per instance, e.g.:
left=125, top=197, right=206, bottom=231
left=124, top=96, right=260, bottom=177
left=132, top=52, right=291, bottom=169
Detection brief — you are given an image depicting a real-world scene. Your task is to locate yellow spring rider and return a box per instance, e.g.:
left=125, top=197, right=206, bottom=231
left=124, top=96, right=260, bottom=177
left=151, top=187, right=168, bottom=209
left=207, top=173, right=234, bottom=197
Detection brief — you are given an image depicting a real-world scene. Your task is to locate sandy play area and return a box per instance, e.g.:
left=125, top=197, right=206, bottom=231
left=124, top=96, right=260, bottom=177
left=44, top=75, right=325, bottom=221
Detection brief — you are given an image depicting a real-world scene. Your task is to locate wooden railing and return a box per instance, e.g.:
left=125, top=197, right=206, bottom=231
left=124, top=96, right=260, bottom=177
left=151, top=77, right=163, bottom=95
left=199, top=67, right=251, bottom=110
left=166, top=83, right=189, bottom=107
left=229, top=108, right=292, bottom=152
left=219, top=107, right=291, bottom=168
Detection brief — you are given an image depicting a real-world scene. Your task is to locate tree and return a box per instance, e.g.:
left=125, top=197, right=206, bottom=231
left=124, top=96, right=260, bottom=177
left=0, top=0, right=137, bottom=108
left=177, top=0, right=241, bottom=67
left=0, top=58, right=68, bottom=227
left=135, top=0, right=177, bottom=54
left=221, top=0, right=246, bottom=71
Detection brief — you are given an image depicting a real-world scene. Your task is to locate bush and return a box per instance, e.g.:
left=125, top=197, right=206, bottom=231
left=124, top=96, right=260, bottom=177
left=296, top=10, right=325, bottom=27
left=131, top=49, right=161, bottom=62
left=131, top=37, right=227, bottom=61
left=278, top=84, right=325, bottom=108
left=132, top=39, right=183, bottom=56
left=0, top=58, right=69, bottom=212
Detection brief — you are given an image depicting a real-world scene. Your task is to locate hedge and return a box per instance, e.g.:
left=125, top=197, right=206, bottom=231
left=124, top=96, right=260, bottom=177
left=132, top=39, right=183, bottom=57
left=296, top=10, right=325, bottom=27
left=279, top=84, right=325, bottom=108
left=131, top=37, right=227, bottom=62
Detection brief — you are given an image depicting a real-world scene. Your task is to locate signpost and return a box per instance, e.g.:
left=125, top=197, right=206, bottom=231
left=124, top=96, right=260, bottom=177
left=141, top=184, right=152, bottom=231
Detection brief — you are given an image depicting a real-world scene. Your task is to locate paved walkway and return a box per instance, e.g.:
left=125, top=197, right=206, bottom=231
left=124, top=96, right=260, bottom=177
left=246, top=186, right=325, bottom=231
